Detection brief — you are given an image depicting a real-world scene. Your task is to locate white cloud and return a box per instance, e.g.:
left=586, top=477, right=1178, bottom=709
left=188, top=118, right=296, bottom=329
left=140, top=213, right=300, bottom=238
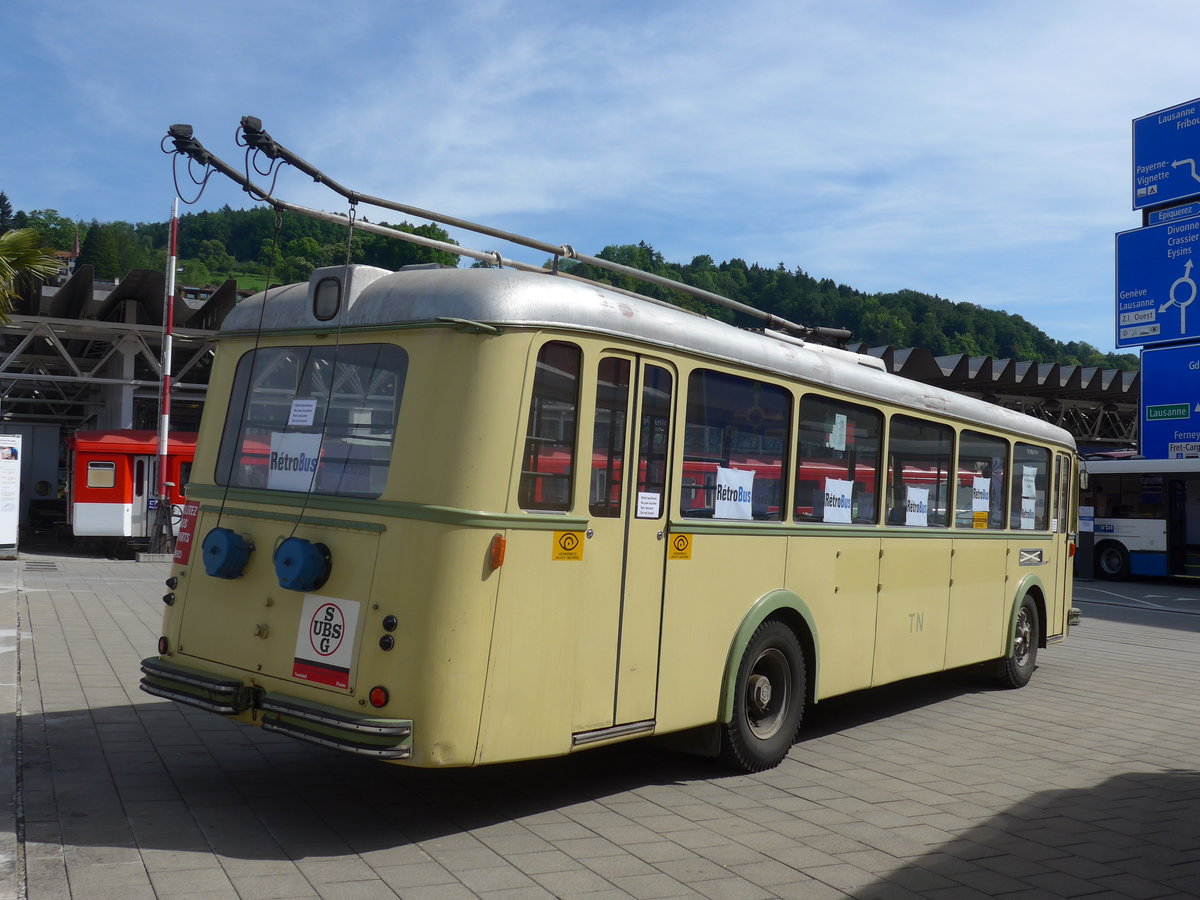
left=6, top=0, right=1200, bottom=350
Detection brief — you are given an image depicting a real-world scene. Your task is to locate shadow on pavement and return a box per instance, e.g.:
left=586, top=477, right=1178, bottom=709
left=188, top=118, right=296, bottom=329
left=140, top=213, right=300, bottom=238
left=852, top=770, right=1200, bottom=898
left=21, top=665, right=995, bottom=863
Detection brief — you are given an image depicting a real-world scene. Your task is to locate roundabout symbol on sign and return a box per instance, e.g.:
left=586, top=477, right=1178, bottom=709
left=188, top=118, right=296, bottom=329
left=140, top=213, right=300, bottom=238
left=1161, top=259, right=1197, bottom=334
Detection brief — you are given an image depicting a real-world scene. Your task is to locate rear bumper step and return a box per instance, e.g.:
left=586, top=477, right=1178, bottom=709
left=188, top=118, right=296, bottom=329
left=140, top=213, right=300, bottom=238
left=139, top=658, right=412, bottom=759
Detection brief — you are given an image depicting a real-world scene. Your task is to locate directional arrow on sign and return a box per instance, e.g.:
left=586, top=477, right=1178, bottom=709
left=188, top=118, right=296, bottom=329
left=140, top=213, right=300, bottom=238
left=1176, top=158, right=1200, bottom=184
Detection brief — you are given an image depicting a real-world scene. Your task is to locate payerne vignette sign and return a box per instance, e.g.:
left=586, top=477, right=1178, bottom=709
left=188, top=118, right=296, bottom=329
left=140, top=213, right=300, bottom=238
left=1134, top=98, right=1200, bottom=210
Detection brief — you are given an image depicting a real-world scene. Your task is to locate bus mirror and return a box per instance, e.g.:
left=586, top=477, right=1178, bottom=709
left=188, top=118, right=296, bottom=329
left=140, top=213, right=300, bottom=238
left=1079, top=470, right=1089, bottom=490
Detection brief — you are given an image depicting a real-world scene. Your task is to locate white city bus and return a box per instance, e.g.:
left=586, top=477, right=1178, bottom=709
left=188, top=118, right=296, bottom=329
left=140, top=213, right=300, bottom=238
left=1083, top=457, right=1200, bottom=579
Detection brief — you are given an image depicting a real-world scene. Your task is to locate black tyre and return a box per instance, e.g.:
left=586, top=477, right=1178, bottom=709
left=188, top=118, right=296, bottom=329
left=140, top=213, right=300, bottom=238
left=720, top=620, right=805, bottom=772
left=1094, top=541, right=1130, bottom=580
left=997, top=595, right=1039, bottom=689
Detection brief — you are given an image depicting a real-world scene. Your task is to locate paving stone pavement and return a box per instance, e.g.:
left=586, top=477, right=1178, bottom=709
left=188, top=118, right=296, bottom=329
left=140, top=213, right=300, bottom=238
left=3, top=552, right=1200, bottom=899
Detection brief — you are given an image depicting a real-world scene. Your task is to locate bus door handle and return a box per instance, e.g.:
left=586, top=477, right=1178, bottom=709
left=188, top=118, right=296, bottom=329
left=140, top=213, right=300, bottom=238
left=657, top=530, right=664, bottom=540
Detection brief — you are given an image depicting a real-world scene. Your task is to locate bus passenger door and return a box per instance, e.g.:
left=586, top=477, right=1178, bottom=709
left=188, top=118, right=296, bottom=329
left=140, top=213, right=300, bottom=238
left=582, top=356, right=674, bottom=732
left=615, top=362, right=674, bottom=724
left=1168, top=477, right=1187, bottom=576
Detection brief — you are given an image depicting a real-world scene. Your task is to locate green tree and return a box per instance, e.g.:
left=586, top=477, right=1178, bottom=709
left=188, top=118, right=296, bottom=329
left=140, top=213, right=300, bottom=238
left=0, top=192, right=12, bottom=232
left=0, top=229, right=59, bottom=321
left=20, top=209, right=81, bottom=251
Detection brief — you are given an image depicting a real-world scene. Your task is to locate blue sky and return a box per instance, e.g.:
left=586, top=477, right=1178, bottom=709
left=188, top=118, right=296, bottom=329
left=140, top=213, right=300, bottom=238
left=4, top=0, right=1200, bottom=353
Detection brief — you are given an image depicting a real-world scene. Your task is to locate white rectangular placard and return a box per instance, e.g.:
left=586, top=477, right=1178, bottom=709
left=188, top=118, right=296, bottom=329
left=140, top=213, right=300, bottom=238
left=905, top=485, right=929, bottom=527
left=0, top=435, right=20, bottom=548
left=971, top=476, right=990, bottom=513
left=823, top=477, right=853, bottom=524
left=268, top=431, right=322, bottom=492
left=715, top=466, right=754, bottom=520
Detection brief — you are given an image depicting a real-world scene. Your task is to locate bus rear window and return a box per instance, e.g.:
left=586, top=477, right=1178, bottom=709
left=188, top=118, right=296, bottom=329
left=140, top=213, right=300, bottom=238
left=216, top=344, right=408, bottom=499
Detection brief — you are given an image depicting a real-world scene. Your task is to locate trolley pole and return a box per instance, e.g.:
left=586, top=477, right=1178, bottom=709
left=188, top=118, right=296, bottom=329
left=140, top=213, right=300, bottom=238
left=150, top=199, right=179, bottom=555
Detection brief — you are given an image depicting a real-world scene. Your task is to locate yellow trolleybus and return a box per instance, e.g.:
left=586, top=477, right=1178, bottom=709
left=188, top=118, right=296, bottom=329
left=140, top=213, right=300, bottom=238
left=141, top=259, right=1078, bottom=771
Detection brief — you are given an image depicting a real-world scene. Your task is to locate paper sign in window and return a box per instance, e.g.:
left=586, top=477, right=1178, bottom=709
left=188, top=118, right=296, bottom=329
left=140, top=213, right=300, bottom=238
left=268, top=431, right=322, bottom=492
left=289, top=398, right=318, bottom=427
left=905, top=486, right=929, bottom=527
left=827, top=413, right=847, bottom=451
left=823, top=477, right=853, bottom=524
left=715, top=466, right=754, bottom=520
left=636, top=492, right=661, bottom=519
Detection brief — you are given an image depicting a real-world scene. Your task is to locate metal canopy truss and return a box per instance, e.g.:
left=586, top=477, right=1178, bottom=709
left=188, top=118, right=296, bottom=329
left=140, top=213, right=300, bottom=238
left=852, top=344, right=1138, bottom=447
left=0, top=311, right=215, bottom=428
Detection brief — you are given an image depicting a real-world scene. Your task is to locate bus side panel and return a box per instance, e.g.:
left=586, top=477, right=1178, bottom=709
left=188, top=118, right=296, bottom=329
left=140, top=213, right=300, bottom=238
left=656, top=533, right=787, bottom=735
left=476, top=526, right=608, bottom=763
left=366, top=523, right=501, bottom=767
left=872, top=538, right=951, bottom=685
left=785, top=534, right=880, bottom=701
left=944, top=536, right=1009, bottom=669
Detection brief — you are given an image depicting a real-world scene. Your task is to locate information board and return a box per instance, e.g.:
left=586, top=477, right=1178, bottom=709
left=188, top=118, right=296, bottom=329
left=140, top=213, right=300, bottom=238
left=0, top=434, right=21, bottom=555
left=1115, top=220, right=1200, bottom=348
left=1140, top=344, right=1200, bottom=458
left=1134, top=98, right=1200, bottom=210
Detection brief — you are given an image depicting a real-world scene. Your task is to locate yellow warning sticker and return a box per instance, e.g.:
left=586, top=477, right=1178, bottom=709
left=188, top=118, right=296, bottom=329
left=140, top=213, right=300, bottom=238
left=972, top=511, right=988, bottom=529
left=668, top=533, right=693, bottom=560
left=552, top=531, right=584, bottom=561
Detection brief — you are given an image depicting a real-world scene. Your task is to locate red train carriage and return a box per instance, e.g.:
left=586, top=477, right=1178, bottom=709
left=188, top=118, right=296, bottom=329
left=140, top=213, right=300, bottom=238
left=68, top=430, right=197, bottom=545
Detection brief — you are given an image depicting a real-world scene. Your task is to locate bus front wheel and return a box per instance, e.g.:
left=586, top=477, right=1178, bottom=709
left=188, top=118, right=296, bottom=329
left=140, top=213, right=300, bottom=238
left=997, top=595, right=1039, bottom=689
left=1095, top=541, right=1130, bottom=580
left=721, top=620, right=805, bottom=772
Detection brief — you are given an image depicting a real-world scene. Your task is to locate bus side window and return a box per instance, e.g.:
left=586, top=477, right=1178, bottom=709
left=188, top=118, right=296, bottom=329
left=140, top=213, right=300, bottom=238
left=519, top=341, right=581, bottom=512
left=886, top=415, right=953, bottom=527
left=87, top=461, right=116, bottom=489
left=954, top=430, right=1008, bottom=529
left=794, top=394, right=881, bottom=525
left=1011, top=443, right=1051, bottom=530
left=681, top=369, right=790, bottom=520
left=589, top=357, right=631, bottom=517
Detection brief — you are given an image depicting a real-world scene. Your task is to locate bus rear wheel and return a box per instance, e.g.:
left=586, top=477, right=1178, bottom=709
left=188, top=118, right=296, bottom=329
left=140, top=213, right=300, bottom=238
left=1095, top=541, right=1130, bottom=580
left=997, top=595, right=1039, bottom=689
left=721, top=620, right=805, bottom=772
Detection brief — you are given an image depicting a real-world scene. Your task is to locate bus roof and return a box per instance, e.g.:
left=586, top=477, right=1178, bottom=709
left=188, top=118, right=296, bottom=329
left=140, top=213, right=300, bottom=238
left=71, top=430, right=199, bottom=454
left=225, top=265, right=1075, bottom=450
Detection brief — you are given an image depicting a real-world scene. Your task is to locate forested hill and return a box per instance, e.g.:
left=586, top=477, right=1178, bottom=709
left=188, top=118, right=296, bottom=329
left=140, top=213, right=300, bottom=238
left=7, top=202, right=1136, bottom=371
left=562, top=243, right=1137, bottom=371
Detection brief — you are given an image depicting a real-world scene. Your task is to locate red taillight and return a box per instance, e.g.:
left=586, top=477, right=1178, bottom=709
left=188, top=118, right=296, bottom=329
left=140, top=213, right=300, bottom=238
left=368, top=686, right=389, bottom=708
left=489, top=534, right=507, bottom=570
left=1069, top=541, right=1076, bottom=558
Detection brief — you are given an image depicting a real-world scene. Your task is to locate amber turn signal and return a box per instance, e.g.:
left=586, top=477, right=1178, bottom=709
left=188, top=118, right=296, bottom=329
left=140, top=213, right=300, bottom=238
left=489, top=533, right=507, bottom=570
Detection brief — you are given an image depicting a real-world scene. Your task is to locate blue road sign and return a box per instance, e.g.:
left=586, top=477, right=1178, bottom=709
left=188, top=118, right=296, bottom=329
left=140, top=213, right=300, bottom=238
left=1115, top=220, right=1200, bottom=348
left=1148, top=202, right=1200, bottom=226
left=1134, top=98, right=1200, bottom=210
left=1141, top=343, right=1200, bottom=458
